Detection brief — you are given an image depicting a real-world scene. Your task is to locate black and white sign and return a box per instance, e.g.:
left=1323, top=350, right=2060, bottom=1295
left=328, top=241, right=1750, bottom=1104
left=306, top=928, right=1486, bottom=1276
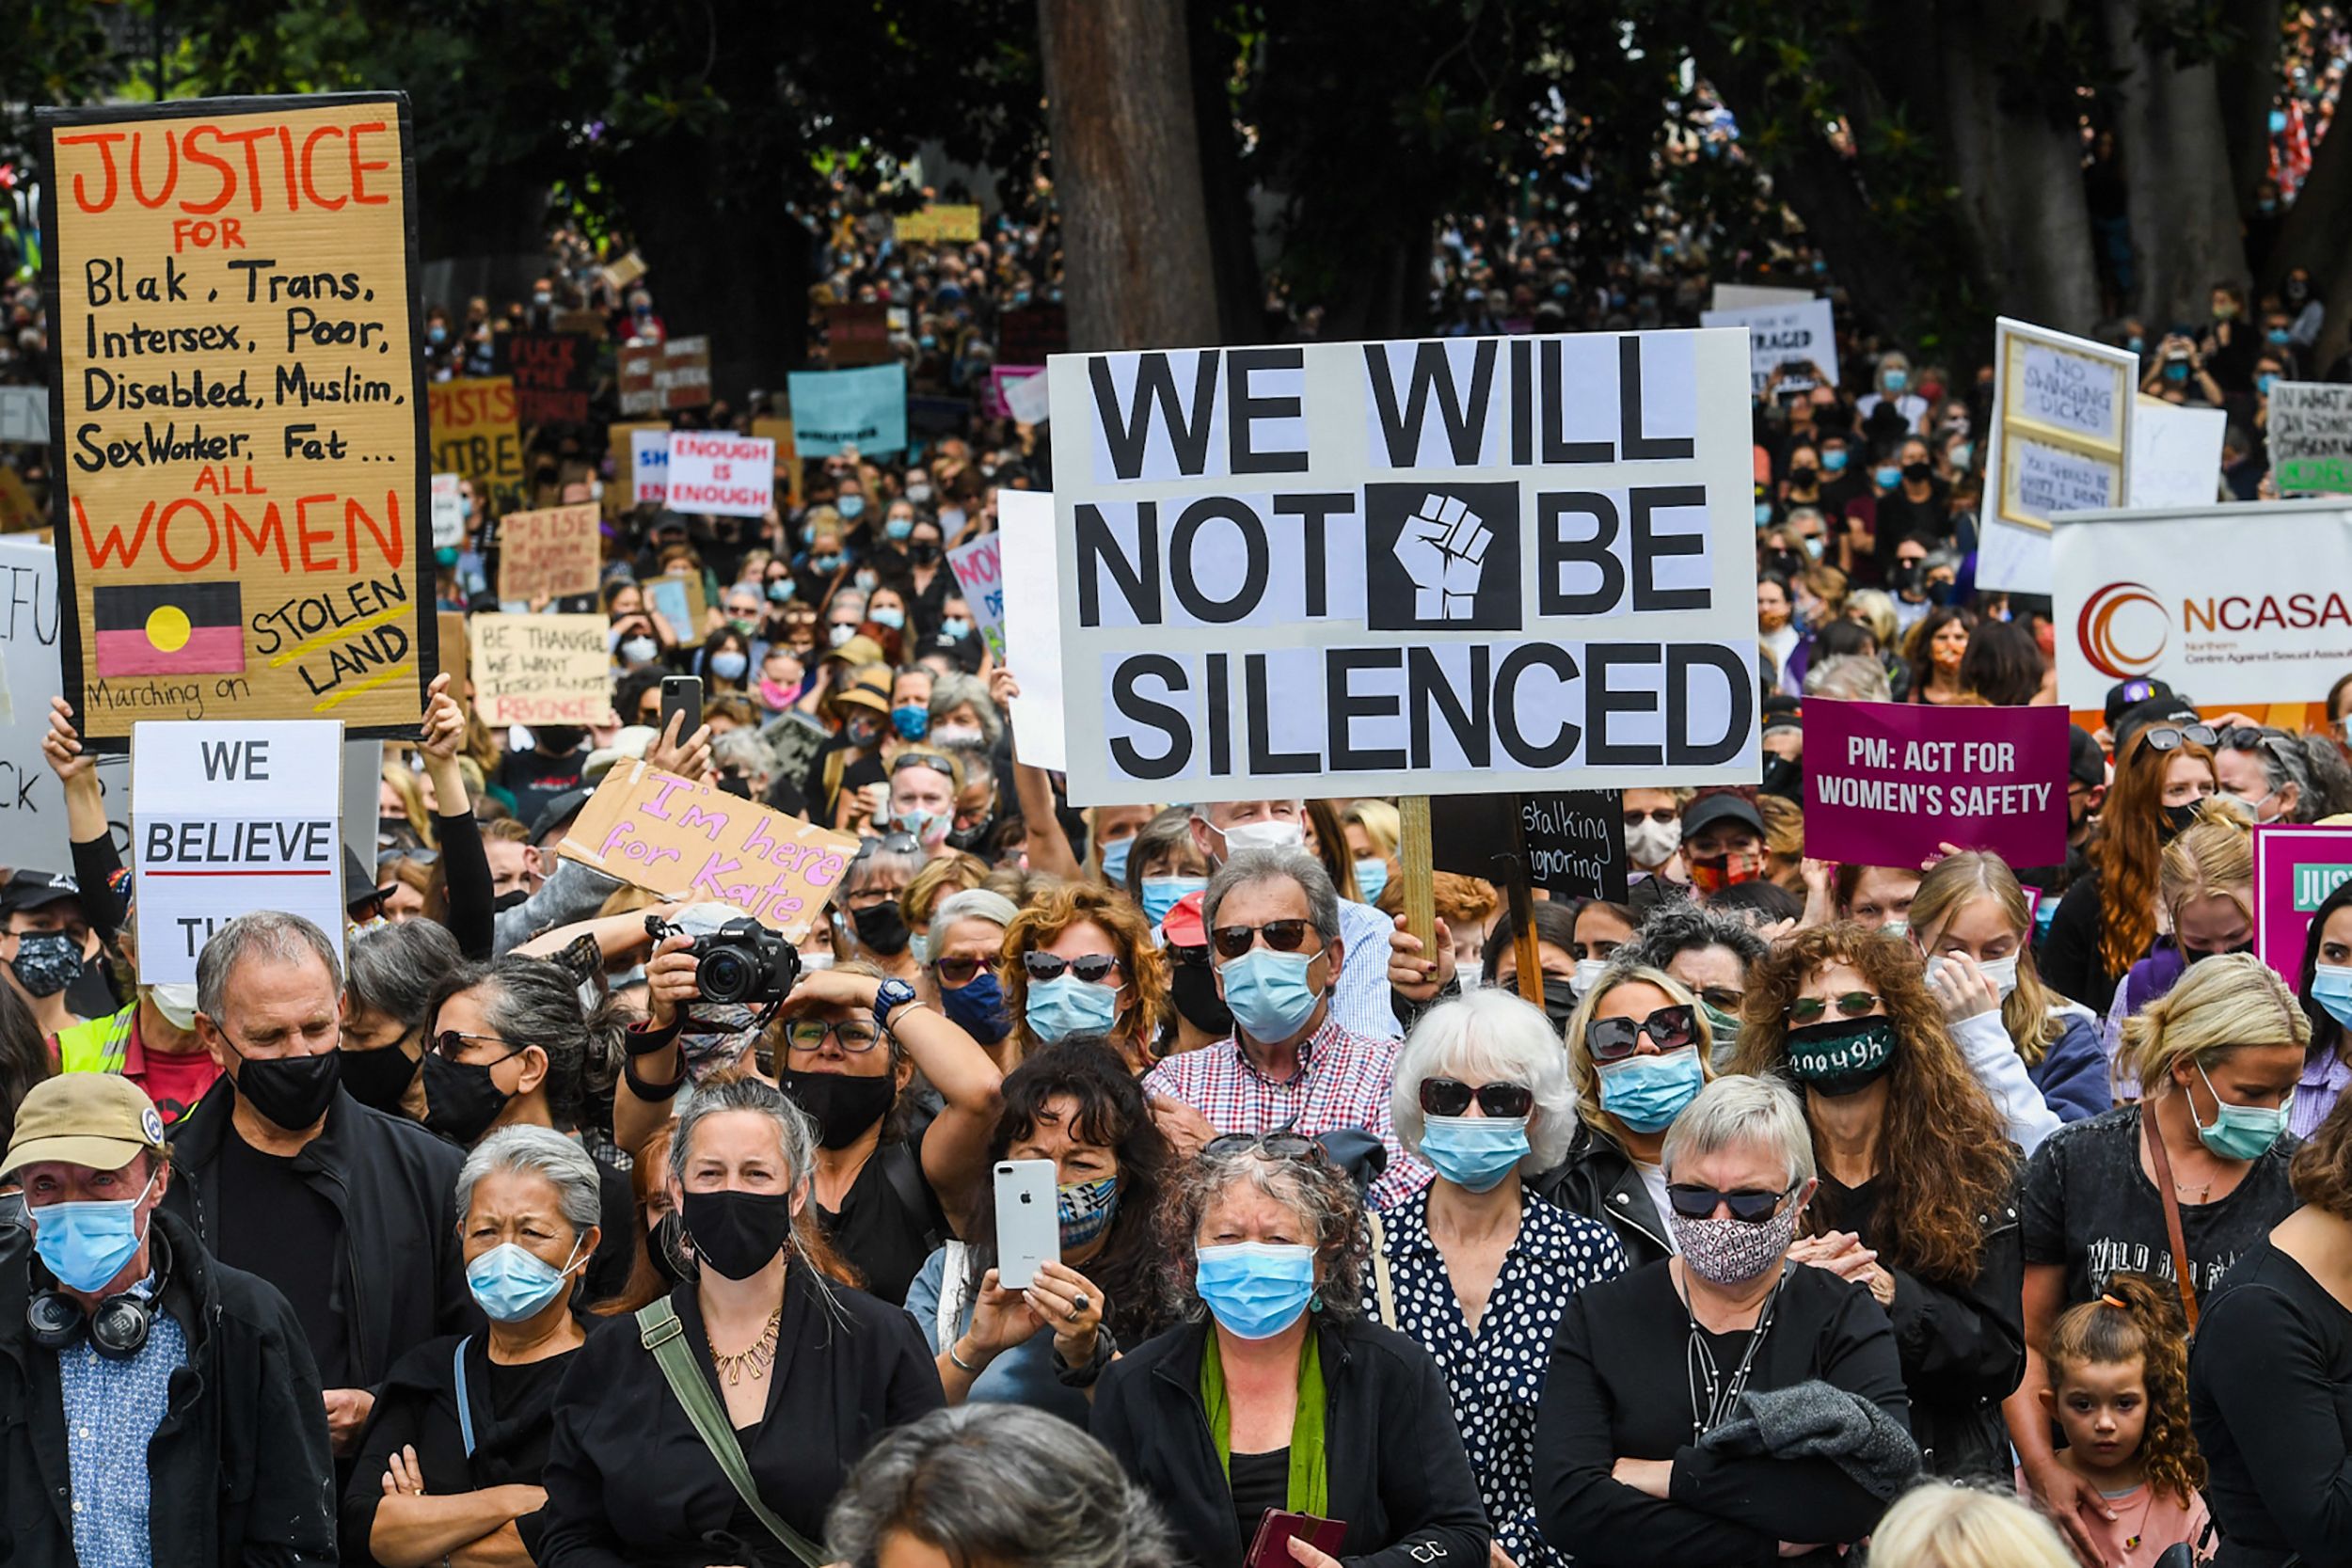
left=1430, top=789, right=1629, bottom=901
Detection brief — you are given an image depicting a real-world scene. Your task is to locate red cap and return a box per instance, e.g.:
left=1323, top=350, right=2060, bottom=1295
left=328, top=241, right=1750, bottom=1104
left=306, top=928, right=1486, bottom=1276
left=1162, top=889, right=1208, bottom=946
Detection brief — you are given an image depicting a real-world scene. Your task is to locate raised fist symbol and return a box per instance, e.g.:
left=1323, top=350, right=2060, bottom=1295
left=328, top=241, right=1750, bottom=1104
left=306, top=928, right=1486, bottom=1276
left=1394, top=493, right=1492, bottom=621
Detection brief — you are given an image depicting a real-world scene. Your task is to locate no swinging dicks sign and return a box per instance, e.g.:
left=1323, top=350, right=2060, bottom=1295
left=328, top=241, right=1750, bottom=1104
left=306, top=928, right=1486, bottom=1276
left=1044, top=329, right=1762, bottom=806
left=38, top=93, right=433, bottom=746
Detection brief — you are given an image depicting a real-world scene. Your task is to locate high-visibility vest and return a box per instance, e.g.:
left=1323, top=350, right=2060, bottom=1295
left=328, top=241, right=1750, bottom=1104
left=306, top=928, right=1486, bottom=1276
left=54, top=1005, right=135, bottom=1076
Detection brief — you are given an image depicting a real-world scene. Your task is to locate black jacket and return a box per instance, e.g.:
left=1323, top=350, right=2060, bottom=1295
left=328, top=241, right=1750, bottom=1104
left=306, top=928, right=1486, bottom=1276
left=162, top=1083, right=474, bottom=1387
left=0, top=1209, right=338, bottom=1566
left=1091, top=1314, right=1490, bottom=1568
left=1532, top=1123, right=1674, bottom=1270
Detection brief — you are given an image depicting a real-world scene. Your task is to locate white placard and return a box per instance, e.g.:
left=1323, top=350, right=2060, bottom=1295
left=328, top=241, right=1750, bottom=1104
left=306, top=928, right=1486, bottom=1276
left=662, top=433, right=773, bottom=517
left=0, top=536, right=130, bottom=865
left=133, top=720, right=345, bottom=985
left=1709, top=284, right=1813, bottom=312
left=430, top=473, right=465, bottom=551
left=1699, top=297, right=1839, bottom=397
left=631, top=427, right=671, bottom=506
left=998, top=490, right=1068, bottom=771
left=1979, top=317, right=2137, bottom=594
left=1004, top=367, right=1053, bottom=425
left=1045, top=328, right=1759, bottom=805
left=944, top=532, right=1007, bottom=659
left=2268, top=381, right=2352, bottom=496
left=2126, top=397, right=2225, bottom=508
left=0, top=387, right=48, bottom=445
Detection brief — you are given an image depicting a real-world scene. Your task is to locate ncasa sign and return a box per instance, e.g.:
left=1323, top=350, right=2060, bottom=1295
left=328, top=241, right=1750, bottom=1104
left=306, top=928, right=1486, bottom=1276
left=2075, top=578, right=2352, bottom=681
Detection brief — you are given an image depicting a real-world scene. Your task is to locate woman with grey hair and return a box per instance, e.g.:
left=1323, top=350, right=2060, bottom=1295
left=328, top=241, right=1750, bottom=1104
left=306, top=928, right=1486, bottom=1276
left=340, top=917, right=466, bottom=1117
left=539, top=1078, right=943, bottom=1565
left=1375, top=990, right=1627, bottom=1568
left=926, top=670, right=1002, bottom=749
left=342, top=1125, right=603, bottom=1565
left=827, top=1404, right=1180, bottom=1568
left=1092, top=1136, right=1490, bottom=1568
left=1534, top=1075, right=1915, bottom=1563
left=926, top=887, right=1020, bottom=1053
left=841, top=832, right=927, bottom=981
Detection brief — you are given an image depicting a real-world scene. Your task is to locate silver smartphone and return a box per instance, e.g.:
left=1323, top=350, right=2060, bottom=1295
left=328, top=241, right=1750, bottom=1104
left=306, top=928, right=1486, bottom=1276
left=993, top=1159, right=1060, bottom=1290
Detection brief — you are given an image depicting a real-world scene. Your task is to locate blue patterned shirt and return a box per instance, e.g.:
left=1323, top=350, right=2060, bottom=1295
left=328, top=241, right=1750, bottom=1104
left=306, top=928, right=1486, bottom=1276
left=57, top=1296, right=185, bottom=1568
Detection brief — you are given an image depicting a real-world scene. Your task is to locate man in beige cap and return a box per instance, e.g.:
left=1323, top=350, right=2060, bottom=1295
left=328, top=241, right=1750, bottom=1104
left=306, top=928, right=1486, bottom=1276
left=0, top=1074, right=334, bottom=1565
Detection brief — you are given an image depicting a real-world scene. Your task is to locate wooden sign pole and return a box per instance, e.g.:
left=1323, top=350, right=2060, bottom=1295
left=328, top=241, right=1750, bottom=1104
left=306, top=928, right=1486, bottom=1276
left=1503, top=794, right=1546, bottom=1008
left=1399, top=797, right=1436, bottom=962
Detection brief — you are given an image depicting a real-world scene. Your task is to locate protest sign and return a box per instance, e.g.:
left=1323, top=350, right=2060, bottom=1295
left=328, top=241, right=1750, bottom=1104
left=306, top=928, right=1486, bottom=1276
left=469, top=612, right=608, bottom=726
left=664, top=433, right=774, bottom=517
left=999, top=304, right=1068, bottom=364
left=1043, top=329, right=1760, bottom=805
left=558, top=761, right=860, bottom=938
left=1709, top=283, right=1813, bottom=311
left=630, top=426, right=671, bottom=506
left=430, top=474, right=465, bottom=551
left=986, top=365, right=1044, bottom=420
left=1802, top=700, right=2068, bottom=867
left=894, top=205, right=981, bottom=245
left=1699, top=297, right=1838, bottom=398
left=1979, top=318, right=2136, bottom=594
left=824, top=302, right=893, bottom=368
left=430, top=376, right=524, bottom=495
left=2253, top=824, right=2352, bottom=986
left=0, top=534, right=129, bottom=862
left=2267, top=382, right=2352, bottom=495
left=617, top=336, right=710, bottom=416
left=2053, top=498, right=2352, bottom=707
left=751, top=416, right=801, bottom=507
left=0, top=388, right=47, bottom=445
left=2126, top=396, right=2225, bottom=508
left=553, top=309, right=605, bottom=336
left=500, top=329, right=595, bottom=425
left=132, top=719, right=344, bottom=984
left=436, top=608, right=468, bottom=689
left=945, top=532, right=1007, bottom=659
left=38, top=93, right=434, bottom=744
left=495, top=504, right=599, bottom=603
left=646, top=571, right=707, bottom=640
left=787, top=365, right=908, bottom=456
left=607, top=420, right=665, bottom=515
left=1429, top=790, right=1629, bottom=899
left=1003, top=368, right=1052, bottom=426
left=600, top=250, right=647, bottom=291
left=998, top=489, right=1067, bottom=769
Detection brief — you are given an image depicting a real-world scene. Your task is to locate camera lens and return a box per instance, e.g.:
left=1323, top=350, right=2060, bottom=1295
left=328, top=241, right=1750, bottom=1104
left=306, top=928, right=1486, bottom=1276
left=700, top=948, right=752, bottom=1004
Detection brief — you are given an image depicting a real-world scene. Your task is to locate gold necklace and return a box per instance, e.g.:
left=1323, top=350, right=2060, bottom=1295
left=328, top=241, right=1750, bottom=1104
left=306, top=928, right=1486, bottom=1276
left=707, top=1307, right=783, bottom=1385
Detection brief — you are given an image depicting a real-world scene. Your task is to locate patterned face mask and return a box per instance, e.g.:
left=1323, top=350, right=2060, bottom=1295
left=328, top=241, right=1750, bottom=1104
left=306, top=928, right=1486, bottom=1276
left=1667, top=1197, right=1802, bottom=1286
left=1784, top=1017, right=1898, bottom=1099
left=8, top=932, right=81, bottom=999
left=1056, top=1175, right=1120, bottom=1248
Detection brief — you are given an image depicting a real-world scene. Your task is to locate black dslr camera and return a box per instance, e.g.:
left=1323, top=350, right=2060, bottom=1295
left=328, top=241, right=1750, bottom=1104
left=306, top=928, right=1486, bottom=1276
left=645, top=914, right=801, bottom=1006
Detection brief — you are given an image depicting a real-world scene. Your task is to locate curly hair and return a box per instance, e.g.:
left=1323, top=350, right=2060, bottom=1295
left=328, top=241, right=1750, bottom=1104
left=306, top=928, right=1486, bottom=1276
left=998, top=882, right=1168, bottom=1071
left=1158, top=1141, right=1364, bottom=1327
left=1731, top=923, right=2016, bottom=1283
left=2093, top=730, right=2216, bottom=979
left=2044, top=1274, right=2206, bottom=1505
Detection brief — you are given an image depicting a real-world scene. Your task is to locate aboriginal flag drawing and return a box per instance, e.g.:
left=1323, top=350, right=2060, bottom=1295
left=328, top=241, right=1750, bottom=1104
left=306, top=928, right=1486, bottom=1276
left=92, top=582, right=246, bottom=677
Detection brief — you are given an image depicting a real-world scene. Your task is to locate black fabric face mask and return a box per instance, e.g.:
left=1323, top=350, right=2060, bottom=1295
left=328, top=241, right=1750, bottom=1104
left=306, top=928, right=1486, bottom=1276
left=338, top=1045, right=419, bottom=1117
left=779, top=1066, right=897, bottom=1149
left=681, top=1188, right=794, bottom=1280
left=1540, top=978, right=1578, bottom=1032
left=1169, top=961, right=1234, bottom=1038
left=421, top=1049, right=515, bottom=1146
left=231, top=1047, right=342, bottom=1132
left=649, top=1210, right=688, bottom=1284
left=851, top=901, right=911, bottom=957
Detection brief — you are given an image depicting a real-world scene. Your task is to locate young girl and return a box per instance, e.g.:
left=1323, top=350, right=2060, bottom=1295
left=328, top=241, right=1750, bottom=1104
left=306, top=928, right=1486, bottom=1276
left=2019, top=1275, right=2211, bottom=1567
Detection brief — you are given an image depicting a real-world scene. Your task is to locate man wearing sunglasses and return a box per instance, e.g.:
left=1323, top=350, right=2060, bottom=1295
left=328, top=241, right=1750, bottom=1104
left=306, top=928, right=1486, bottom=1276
left=1141, top=848, right=1432, bottom=1212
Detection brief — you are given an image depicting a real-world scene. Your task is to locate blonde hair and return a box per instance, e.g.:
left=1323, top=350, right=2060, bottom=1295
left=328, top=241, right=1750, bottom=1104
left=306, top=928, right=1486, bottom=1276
left=2158, top=796, right=2255, bottom=931
left=380, top=762, right=437, bottom=848
left=1562, top=965, right=1717, bottom=1142
left=2122, top=951, right=2310, bottom=1099
left=1846, top=589, right=1899, bottom=651
left=1866, top=1482, right=2074, bottom=1568
left=1909, top=851, right=2064, bottom=1061
left=1343, top=800, right=1402, bottom=860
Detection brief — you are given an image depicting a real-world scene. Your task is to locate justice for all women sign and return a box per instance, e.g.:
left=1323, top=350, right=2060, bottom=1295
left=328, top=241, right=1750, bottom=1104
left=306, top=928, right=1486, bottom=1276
left=36, top=93, right=433, bottom=746
left=1043, top=329, right=1760, bottom=806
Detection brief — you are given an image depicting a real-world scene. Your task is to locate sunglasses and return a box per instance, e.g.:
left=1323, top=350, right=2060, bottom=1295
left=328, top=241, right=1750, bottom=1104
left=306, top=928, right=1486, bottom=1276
left=933, top=955, right=993, bottom=986
left=1166, top=942, right=1213, bottom=970
left=1666, top=1182, right=1795, bottom=1224
left=1584, top=1004, right=1699, bottom=1063
left=2142, top=723, right=2217, bottom=753
left=1786, top=990, right=1882, bottom=1023
left=1419, top=1078, right=1536, bottom=1119
left=1203, top=1131, right=1327, bottom=1164
left=1211, top=920, right=1317, bottom=960
left=431, top=1029, right=518, bottom=1061
left=854, top=832, right=923, bottom=859
left=784, top=1019, right=884, bottom=1053
left=1623, top=807, right=1677, bottom=827
left=1694, top=986, right=1744, bottom=1012
left=1023, top=951, right=1122, bottom=985
left=893, top=753, right=956, bottom=780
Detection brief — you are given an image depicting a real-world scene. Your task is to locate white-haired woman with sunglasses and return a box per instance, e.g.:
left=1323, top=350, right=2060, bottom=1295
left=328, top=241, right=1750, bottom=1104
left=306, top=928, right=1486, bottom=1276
left=1534, top=1075, right=1916, bottom=1565
left=1376, top=990, right=1629, bottom=1568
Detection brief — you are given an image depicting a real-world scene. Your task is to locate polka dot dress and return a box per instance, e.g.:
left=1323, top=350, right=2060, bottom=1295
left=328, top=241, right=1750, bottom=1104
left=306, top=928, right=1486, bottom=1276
left=1372, top=1188, right=1628, bottom=1567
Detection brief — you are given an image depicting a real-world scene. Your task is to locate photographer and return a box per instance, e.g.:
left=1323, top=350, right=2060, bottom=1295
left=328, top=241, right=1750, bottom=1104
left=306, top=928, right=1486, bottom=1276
left=2139, top=332, right=2225, bottom=407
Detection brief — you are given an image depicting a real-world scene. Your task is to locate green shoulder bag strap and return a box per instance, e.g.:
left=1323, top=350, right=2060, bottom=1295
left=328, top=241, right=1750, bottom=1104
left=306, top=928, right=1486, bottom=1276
left=635, top=1297, right=826, bottom=1568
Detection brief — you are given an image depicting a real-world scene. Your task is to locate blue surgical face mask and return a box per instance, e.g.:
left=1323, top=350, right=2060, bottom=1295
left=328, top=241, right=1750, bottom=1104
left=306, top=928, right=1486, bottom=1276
left=2165, top=361, right=2190, bottom=383
left=1596, top=1046, right=1705, bottom=1133
left=30, top=1175, right=156, bottom=1294
left=1822, top=448, right=1850, bottom=473
left=1874, top=465, right=1903, bottom=489
left=1057, top=1176, right=1120, bottom=1249
left=940, top=616, right=971, bottom=641
left=1099, top=835, right=1134, bottom=888
left=1142, top=876, right=1206, bottom=928
left=891, top=703, right=930, bottom=740
left=838, top=495, right=866, bottom=519
left=1754, top=501, right=1773, bottom=526
left=766, top=578, right=796, bottom=604
left=1353, top=858, right=1389, bottom=906
left=710, top=650, right=749, bottom=681
left=1194, top=1242, right=1317, bottom=1339
left=1883, top=369, right=1909, bottom=393
left=908, top=931, right=931, bottom=967
left=885, top=516, right=914, bottom=541
left=1026, top=974, right=1121, bottom=1041
left=1218, top=947, right=1323, bottom=1042
left=2191, top=1061, right=2290, bottom=1161
left=2258, top=372, right=2279, bottom=396
left=870, top=606, right=907, bottom=630
left=1418, top=1115, right=1531, bottom=1193
left=2312, top=963, right=2352, bottom=1031
left=466, top=1238, right=583, bottom=1323
left=2267, top=328, right=2292, bottom=346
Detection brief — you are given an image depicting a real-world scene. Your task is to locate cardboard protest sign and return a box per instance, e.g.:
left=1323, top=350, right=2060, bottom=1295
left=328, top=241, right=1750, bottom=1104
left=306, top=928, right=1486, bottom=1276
left=495, top=504, right=599, bottom=603
left=1979, top=318, right=2136, bottom=594
left=2126, top=396, right=2225, bottom=508
left=500, top=329, right=595, bottom=425
left=997, top=489, right=1066, bottom=769
left=999, top=305, right=1068, bottom=364
left=751, top=416, right=801, bottom=507
left=663, top=433, right=773, bottom=517
left=2053, top=498, right=2352, bottom=707
left=600, top=250, right=647, bottom=292
left=1044, top=329, right=1761, bottom=805
left=2267, top=382, right=2352, bottom=495
left=1003, top=368, right=1052, bottom=426
left=986, top=365, right=1044, bottom=420
left=824, top=302, right=893, bottom=368
left=469, top=612, right=608, bottom=726
left=38, top=93, right=434, bottom=744
left=894, top=205, right=981, bottom=245
left=132, top=719, right=344, bottom=984
left=786, top=365, right=908, bottom=456
left=2253, top=824, right=2352, bottom=986
left=430, top=473, right=465, bottom=551
left=429, top=376, right=523, bottom=494
left=1699, top=297, right=1838, bottom=398
left=645, top=571, right=707, bottom=641
left=558, top=761, right=860, bottom=938
left=0, top=388, right=48, bottom=445
left=630, top=427, right=671, bottom=506
left=1429, top=790, right=1629, bottom=899
left=0, top=470, right=40, bottom=534
left=617, top=336, right=709, bottom=416
left=607, top=420, right=665, bottom=515
left=1802, top=700, right=2068, bottom=867
left=436, top=608, right=468, bottom=689
left=0, top=535, right=129, bottom=862
left=946, top=531, right=1008, bottom=659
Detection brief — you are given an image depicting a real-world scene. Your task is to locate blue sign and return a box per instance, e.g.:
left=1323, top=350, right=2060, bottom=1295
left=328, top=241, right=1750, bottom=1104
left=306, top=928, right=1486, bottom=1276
left=787, top=364, right=908, bottom=457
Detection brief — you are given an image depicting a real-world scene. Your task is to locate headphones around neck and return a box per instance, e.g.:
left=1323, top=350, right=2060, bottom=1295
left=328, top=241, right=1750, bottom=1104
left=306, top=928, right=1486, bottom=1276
left=27, top=1227, right=171, bottom=1360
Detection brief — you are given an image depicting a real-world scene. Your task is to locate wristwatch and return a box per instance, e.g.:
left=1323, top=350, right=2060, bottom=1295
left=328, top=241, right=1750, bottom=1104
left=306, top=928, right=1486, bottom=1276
left=872, top=977, right=919, bottom=1035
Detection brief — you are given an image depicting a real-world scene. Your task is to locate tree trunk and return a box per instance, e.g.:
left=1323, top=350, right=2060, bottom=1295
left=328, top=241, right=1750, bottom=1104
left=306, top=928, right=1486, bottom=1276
left=2213, top=0, right=2284, bottom=214
left=1038, top=0, right=1220, bottom=352
left=1185, top=1, right=1264, bottom=344
left=2106, top=0, right=2247, bottom=324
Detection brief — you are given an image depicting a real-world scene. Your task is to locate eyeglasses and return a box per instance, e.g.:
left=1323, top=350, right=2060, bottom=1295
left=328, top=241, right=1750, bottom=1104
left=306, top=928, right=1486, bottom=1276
left=1211, top=920, right=1317, bottom=960
left=431, top=1029, right=518, bottom=1061
left=854, top=832, right=922, bottom=860
left=376, top=847, right=440, bottom=867
left=1695, top=986, right=1745, bottom=1012
left=1022, top=951, right=1122, bottom=984
left=1166, top=942, right=1212, bottom=970
left=2143, top=723, right=2217, bottom=752
left=1585, top=1005, right=1699, bottom=1063
left=1666, top=1183, right=1795, bottom=1224
left=783, top=1019, right=884, bottom=1053
left=1624, top=806, right=1677, bottom=827
left=1202, top=1131, right=1327, bottom=1164
left=933, top=955, right=994, bottom=986
left=1786, top=990, right=1882, bottom=1023
left=1419, top=1078, right=1536, bottom=1118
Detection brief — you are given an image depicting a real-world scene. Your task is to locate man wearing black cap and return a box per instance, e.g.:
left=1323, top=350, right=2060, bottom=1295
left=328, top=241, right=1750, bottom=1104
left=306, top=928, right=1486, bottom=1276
left=0, top=868, right=94, bottom=1041
left=1631, top=788, right=1771, bottom=914
left=0, top=1073, right=335, bottom=1563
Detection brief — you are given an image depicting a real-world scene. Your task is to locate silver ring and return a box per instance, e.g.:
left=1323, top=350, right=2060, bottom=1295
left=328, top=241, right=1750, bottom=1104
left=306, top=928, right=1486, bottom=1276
left=1072, top=1292, right=1090, bottom=1314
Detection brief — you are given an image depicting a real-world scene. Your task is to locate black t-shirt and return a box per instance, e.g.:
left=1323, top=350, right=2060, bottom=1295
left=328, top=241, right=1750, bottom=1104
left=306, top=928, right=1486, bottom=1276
left=494, top=746, right=586, bottom=826
left=1231, top=1447, right=1290, bottom=1548
left=215, top=1132, right=351, bottom=1386
left=2019, top=1103, right=2300, bottom=1308
left=818, top=1131, right=949, bottom=1307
